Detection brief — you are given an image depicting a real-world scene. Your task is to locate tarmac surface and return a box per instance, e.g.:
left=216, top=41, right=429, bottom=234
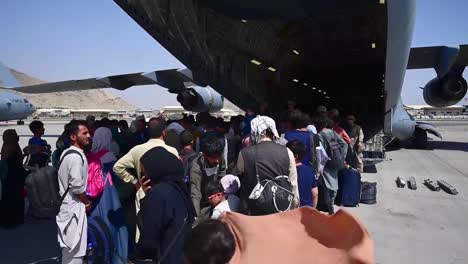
left=0, top=120, right=467, bottom=264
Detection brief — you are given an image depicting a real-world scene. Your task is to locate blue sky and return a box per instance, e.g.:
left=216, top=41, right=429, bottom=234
left=1, top=0, right=468, bottom=108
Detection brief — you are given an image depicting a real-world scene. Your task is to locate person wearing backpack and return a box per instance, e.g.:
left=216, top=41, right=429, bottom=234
left=56, top=120, right=91, bottom=264
left=179, top=129, right=198, bottom=183
left=233, top=115, right=299, bottom=215
left=86, top=127, right=129, bottom=263
left=313, top=116, right=348, bottom=214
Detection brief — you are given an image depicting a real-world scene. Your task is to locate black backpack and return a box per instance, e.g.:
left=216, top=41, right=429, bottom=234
left=26, top=149, right=84, bottom=218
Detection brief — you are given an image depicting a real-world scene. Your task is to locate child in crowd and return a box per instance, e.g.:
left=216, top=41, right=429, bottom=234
left=28, top=120, right=48, bottom=152
left=286, top=140, right=318, bottom=208
left=26, top=120, right=50, bottom=167
left=205, top=177, right=240, bottom=219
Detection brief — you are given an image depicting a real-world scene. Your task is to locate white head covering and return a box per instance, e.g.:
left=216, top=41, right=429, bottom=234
left=250, top=115, right=280, bottom=144
left=221, top=174, right=241, bottom=195
left=91, top=127, right=117, bottom=164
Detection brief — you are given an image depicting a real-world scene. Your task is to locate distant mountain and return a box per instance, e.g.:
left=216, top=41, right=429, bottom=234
left=4, top=67, right=136, bottom=110
left=2, top=66, right=244, bottom=112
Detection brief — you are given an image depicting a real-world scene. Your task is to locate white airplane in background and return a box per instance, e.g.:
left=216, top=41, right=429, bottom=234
left=0, top=62, right=35, bottom=124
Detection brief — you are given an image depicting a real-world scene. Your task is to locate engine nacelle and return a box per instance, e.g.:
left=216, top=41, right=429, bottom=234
left=423, top=76, right=467, bottom=107
left=177, top=86, right=224, bottom=113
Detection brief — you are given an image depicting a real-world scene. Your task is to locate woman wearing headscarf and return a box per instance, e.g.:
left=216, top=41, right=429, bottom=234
left=86, top=127, right=129, bottom=263
left=89, top=127, right=117, bottom=164
left=0, top=129, right=27, bottom=228
left=233, top=115, right=299, bottom=215
left=135, top=147, right=195, bottom=263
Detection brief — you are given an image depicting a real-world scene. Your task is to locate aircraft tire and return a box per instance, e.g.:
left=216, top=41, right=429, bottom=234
left=17, top=120, right=25, bottom=125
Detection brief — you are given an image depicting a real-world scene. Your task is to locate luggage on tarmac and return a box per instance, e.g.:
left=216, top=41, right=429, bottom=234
left=360, top=181, right=377, bottom=204
left=25, top=149, right=83, bottom=218
left=437, top=180, right=458, bottom=195
left=336, top=167, right=361, bottom=207
left=408, top=176, right=417, bottom=190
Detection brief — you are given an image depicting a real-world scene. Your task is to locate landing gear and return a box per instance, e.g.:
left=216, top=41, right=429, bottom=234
left=413, top=128, right=428, bottom=149
left=17, top=120, right=25, bottom=125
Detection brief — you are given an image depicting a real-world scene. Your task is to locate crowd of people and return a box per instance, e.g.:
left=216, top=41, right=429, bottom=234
left=0, top=102, right=371, bottom=264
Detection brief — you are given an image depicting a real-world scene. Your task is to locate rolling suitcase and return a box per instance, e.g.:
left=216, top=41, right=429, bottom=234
left=336, top=167, right=361, bottom=207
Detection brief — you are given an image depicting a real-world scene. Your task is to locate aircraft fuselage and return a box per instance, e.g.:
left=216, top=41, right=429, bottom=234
left=0, top=91, right=36, bottom=121
left=114, top=0, right=417, bottom=140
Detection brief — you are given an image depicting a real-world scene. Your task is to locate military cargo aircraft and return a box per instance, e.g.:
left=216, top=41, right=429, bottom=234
left=2, top=0, right=467, bottom=148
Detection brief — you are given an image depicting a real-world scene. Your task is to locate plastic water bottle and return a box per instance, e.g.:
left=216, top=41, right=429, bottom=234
left=87, top=242, right=95, bottom=262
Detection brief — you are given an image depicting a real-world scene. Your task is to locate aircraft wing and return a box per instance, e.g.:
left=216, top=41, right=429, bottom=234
left=9, top=68, right=194, bottom=94
left=408, top=45, right=468, bottom=70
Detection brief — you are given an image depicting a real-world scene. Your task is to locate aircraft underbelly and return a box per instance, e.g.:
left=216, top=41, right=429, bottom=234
left=115, top=0, right=394, bottom=139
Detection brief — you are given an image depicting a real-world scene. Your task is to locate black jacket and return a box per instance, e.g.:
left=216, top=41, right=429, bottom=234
left=136, top=182, right=194, bottom=263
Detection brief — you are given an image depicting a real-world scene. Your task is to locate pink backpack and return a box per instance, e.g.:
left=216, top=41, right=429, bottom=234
left=86, top=150, right=109, bottom=198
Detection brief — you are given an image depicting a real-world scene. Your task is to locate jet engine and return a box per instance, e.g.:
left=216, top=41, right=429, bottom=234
left=177, top=86, right=224, bottom=113
left=423, top=75, right=467, bottom=107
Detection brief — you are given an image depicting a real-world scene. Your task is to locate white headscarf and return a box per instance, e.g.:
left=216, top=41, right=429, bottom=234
left=221, top=174, right=241, bottom=195
left=250, top=115, right=280, bottom=144
left=91, top=127, right=117, bottom=164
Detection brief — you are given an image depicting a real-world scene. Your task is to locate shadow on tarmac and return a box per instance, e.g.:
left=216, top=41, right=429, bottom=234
left=0, top=216, right=60, bottom=264
left=427, top=141, right=468, bottom=152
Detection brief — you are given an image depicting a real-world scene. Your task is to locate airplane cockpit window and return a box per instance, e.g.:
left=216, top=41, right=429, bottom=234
left=24, top=99, right=29, bottom=103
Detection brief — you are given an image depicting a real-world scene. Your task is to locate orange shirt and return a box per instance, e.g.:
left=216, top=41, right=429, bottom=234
left=334, top=125, right=352, bottom=144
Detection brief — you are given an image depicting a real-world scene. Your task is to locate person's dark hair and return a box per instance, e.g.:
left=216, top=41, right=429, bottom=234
left=66, top=120, right=87, bottom=140
left=29, top=120, right=44, bottom=134
left=148, top=120, right=167, bottom=138
left=119, top=120, right=129, bottom=128
left=196, top=112, right=210, bottom=125
left=314, top=115, right=329, bottom=130
left=201, top=135, right=224, bottom=156
left=180, top=130, right=194, bottom=147
left=245, top=104, right=258, bottom=115
left=205, top=116, right=218, bottom=130
left=100, top=118, right=111, bottom=128
left=289, top=111, right=310, bottom=129
left=184, top=219, right=236, bottom=264
left=286, top=140, right=306, bottom=161
left=148, top=116, right=163, bottom=124
left=137, top=119, right=147, bottom=126
left=110, top=119, right=119, bottom=127
left=204, top=180, right=224, bottom=197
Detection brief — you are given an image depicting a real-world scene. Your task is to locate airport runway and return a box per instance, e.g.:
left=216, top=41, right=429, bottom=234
left=352, top=121, right=468, bottom=264
left=0, top=120, right=467, bottom=263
